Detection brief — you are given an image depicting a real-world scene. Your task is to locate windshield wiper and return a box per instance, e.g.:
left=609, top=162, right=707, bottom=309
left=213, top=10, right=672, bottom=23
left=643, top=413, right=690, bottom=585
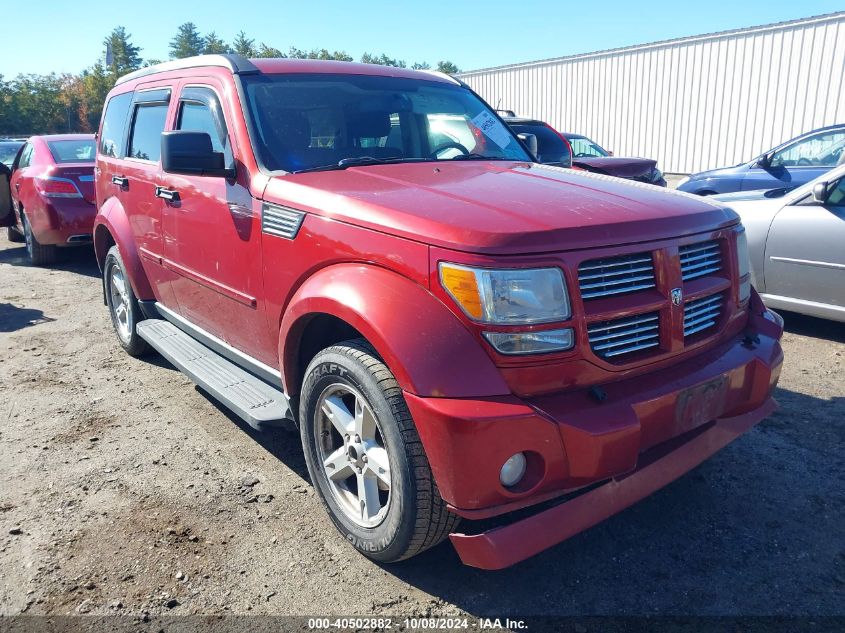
left=444, top=153, right=515, bottom=162
left=293, top=156, right=427, bottom=174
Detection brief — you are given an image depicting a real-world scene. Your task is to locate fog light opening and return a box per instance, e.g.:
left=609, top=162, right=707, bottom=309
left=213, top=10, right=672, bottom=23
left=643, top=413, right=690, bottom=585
left=499, top=452, right=527, bottom=488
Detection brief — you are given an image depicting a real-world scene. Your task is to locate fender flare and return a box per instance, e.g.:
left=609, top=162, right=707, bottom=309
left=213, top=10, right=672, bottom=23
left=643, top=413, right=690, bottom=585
left=93, top=197, right=154, bottom=300
left=279, top=264, right=510, bottom=399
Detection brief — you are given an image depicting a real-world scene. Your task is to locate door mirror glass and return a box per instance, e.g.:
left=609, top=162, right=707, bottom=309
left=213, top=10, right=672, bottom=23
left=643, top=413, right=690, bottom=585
left=517, top=133, right=538, bottom=158
left=161, top=131, right=233, bottom=178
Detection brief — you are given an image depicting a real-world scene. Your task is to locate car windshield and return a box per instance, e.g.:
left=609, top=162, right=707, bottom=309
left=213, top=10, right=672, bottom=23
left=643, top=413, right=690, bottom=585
left=0, top=141, right=24, bottom=168
left=569, top=136, right=609, bottom=158
left=241, top=73, right=531, bottom=173
left=47, top=139, right=96, bottom=163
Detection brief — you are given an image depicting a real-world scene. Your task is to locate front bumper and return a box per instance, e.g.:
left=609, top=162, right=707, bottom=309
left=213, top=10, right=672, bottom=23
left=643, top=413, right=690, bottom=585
left=405, top=303, right=783, bottom=569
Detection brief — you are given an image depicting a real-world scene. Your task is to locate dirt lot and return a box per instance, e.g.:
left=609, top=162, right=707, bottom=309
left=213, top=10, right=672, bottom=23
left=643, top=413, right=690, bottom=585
left=0, top=236, right=843, bottom=620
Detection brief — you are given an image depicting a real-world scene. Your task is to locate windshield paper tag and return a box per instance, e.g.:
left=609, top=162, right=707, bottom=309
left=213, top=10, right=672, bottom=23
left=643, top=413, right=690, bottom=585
left=470, top=111, right=512, bottom=149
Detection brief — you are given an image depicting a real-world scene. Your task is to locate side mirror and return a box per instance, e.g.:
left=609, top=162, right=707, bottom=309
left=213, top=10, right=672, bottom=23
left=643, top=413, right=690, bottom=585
left=812, top=181, right=828, bottom=204
left=517, top=133, right=538, bottom=159
left=607, top=150, right=614, bottom=156
left=161, top=131, right=234, bottom=178
left=754, top=154, right=770, bottom=169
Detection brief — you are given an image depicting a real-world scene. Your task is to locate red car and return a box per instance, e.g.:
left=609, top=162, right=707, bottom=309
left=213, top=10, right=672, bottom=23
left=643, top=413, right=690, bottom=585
left=6, top=134, right=96, bottom=265
left=91, top=55, right=783, bottom=569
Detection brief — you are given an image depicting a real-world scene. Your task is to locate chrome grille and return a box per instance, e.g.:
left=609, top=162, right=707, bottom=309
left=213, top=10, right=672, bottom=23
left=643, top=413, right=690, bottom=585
left=684, top=294, right=722, bottom=337
left=587, top=312, right=660, bottom=358
left=680, top=240, right=721, bottom=281
left=578, top=252, right=655, bottom=300
left=262, top=203, right=305, bottom=239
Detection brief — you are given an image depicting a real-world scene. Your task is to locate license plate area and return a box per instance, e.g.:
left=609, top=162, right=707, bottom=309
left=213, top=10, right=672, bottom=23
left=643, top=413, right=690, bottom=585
left=675, top=375, right=729, bottom=432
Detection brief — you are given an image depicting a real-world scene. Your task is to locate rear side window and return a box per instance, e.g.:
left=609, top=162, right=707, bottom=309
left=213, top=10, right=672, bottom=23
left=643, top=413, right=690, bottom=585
left=128, top=104, right=169, bottom=162
left=48, top=139, right=96, bottom=163
left=99, top=92, right=133, bottom=158
left=17, top=144, right=33, bottom=169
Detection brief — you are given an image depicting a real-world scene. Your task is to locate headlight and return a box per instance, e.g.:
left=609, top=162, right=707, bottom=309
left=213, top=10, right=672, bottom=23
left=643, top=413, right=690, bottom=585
left=439, top=263, right=570, bottom=324
left=736, top=226, right=751, bottom=303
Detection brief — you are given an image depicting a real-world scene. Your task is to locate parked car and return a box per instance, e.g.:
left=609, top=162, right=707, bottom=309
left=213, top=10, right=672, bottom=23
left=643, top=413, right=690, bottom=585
left=92, top=55, right=783, bottom=570
left=502, top=116, right=666, bottom=186
left=564, top=132, right=667, bottom=186
left=4, top=134, right=96, bottom=264
left=712, top=165, right=845, bottom=322
left=678, top=124, right=845, bottom=195
left=0, top=138, right=25, bottom=169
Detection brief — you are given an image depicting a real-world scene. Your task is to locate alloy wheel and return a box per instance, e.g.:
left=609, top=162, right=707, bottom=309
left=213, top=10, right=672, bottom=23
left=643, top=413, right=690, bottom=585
left=109, top=265, right=132, bottom=342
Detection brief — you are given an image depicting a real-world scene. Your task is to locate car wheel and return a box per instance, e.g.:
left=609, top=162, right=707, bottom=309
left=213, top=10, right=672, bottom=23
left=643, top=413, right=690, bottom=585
left=6, top=225, right=24, bottom=243
left=299, top=338, right=459, bottom=562
left=104, top=245, right=151, bottom=357
left=21, top=212, right=57, bottom=265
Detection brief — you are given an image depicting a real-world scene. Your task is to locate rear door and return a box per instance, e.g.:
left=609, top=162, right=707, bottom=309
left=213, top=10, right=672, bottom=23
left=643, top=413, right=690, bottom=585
left=742, top=128, right=845, bottom=191
left=763, top=175, right=845, bottom=309
left=9, top=143, right=34, bottom=224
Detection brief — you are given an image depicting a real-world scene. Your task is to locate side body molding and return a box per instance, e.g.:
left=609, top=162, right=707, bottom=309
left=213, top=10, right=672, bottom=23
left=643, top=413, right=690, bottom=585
left=93, top=197, right=154, bottom=300
left=279, top=264, right=510, bottom=399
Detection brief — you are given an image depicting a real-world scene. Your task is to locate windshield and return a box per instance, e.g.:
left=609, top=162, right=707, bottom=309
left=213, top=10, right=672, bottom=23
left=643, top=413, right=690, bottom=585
left=569, top=136, right=609, bottom=158
left=47, top=139, right=96, bottom=163
left=241, top=73, right=531, bottom=173
left=0, top=141, right=23, bottom=168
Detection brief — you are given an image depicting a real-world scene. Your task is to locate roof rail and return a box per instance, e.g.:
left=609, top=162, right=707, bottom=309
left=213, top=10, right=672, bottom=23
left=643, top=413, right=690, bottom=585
left=114, top=54, right=260, bottom=86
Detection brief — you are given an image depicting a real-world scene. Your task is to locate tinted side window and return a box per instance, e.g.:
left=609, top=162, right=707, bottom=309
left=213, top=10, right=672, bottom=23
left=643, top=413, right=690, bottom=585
left=99, top=92, right=133, bottom=158
left=17, top=144, right=33, bottom=169
left=510, top=123, right=572, bottom=165
left=176, top=90, right=233, bottom=168
left=179, top=103, right=224, bottom=153
left=128, top=104, right=169, bottom=162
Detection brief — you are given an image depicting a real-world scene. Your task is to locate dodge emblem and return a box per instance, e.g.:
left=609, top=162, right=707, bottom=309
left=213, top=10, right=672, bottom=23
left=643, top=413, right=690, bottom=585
left=671, top=288, right=683, bottom=306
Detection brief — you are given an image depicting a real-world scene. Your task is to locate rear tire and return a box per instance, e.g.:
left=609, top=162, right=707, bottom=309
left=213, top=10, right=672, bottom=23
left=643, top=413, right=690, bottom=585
left=104, top=245, right=151, bottom=357
left=299, top=339, right=459, bottom=563
left=22, top=213, right=57, bottom=265
left=6, top=225, right=24, bottom=243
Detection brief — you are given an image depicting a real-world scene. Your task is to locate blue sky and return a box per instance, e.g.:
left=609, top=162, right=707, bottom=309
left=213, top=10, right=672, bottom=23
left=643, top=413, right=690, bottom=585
left=1, top=0, right=843, bottom=77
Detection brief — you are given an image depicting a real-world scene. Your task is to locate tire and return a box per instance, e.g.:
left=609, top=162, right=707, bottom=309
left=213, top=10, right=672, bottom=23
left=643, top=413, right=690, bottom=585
left=103, top=245, right=151, bottom=357
left=6, top=225, right=24, bottom=243
left=21, top=212, right=57, bottom=265
left=299, top=339, right=459, bottom=562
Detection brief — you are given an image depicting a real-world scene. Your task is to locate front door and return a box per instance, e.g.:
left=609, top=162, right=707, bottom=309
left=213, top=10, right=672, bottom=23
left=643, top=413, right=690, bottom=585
left=742, top=128, right=845, bottom=192
left=763, top=174, right=845, bottom=309
left=159, top=82, right=273, bottom=366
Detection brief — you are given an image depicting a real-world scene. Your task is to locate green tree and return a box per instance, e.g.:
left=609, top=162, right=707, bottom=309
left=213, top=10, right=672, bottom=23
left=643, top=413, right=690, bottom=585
left=360, top=52, right=406, bottom=68
left=103, top=27, right=143, bottom=77
left=436, top=61, right=460, bottom=75
left=203, top=32, right=231, bottom=54
left=169, top=22, right=204, bottom=59
left=232, top=31, right=256, bottom=57
left=255, top=43, right=285, bottom=58
left=411, top=62, right=431, bottom=70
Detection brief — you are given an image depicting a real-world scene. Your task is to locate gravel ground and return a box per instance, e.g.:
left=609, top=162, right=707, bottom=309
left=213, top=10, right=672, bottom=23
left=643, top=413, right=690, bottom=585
left=0, top=235, right=843, bottom=620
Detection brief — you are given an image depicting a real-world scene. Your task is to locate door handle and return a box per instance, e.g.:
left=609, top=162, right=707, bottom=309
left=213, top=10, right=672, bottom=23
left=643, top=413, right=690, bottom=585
left=154, top=186, right=179, bottom=202
left=111, top=175, right=128, bottom=188
left=14, top=182, right=20, bottom=190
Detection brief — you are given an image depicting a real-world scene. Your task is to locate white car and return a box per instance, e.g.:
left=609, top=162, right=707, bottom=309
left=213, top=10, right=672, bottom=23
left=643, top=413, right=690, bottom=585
left=713, top=165, right=845, bottom=322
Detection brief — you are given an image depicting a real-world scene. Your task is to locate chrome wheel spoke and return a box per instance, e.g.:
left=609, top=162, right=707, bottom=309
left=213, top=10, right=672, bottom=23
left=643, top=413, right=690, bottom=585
left=321, top=395, right=355, bottom=436
left=323, top=446, right=355, bottom=482
left=354, top=398, right=377, bottom=441
left=365, top=446, right=391, bottom=488
left=357, top=471, right=382, bottom=521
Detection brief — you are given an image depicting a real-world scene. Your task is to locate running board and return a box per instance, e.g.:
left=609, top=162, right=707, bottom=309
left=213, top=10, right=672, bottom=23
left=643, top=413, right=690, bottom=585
left=137, top=320, right=292, bottom=430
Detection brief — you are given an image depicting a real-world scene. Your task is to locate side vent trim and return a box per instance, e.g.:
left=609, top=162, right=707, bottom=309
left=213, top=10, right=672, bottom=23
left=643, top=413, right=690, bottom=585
left=262, top=203, right=305, bottom=240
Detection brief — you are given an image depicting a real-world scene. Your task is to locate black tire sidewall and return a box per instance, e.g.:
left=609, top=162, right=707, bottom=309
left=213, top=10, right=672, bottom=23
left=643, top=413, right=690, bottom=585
left=300, top=348, right=416, bottom=562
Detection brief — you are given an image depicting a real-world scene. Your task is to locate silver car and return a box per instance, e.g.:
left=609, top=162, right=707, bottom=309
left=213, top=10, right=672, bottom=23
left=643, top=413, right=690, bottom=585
left=712, top=166, right=845, bottom=322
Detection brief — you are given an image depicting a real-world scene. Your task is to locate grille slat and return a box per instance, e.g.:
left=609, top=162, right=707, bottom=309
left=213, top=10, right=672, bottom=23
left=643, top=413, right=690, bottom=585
left=587, top=312, right=660, bottom=359
left=578, top=252, right=656, bottom=300
left=683, top=294, right=722, bottom=337
left=680, top=240, right=722, bottom=281
left=262, top=203, right=305, bottom=239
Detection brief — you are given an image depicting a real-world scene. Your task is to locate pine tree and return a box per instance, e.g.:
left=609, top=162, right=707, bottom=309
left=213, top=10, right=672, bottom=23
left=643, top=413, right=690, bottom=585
left=103, top=27, right=143, bottom=77
left=203, top=32, right=231, bottom=54
left=232, top=31, right=256, bottom=58
left=169, top=23, right=205, bottom=59
left=436, top=61, right=460, bottom=75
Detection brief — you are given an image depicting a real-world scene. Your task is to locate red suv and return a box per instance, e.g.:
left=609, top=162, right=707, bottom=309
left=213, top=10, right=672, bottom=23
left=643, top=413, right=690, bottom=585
left=92, top=55, right=784, bottom=569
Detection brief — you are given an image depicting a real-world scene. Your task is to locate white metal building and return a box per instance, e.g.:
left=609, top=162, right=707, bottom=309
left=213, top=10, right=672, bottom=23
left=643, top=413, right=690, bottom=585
left=458, top=12, right=845, bottom=174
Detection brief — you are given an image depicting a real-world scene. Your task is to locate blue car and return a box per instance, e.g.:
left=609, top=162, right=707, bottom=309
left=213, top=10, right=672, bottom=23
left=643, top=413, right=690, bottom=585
left=677, top=124, right=845, bottom=195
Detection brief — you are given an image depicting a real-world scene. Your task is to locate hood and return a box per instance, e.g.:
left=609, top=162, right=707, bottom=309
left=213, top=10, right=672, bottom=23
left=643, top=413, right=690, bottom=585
left=687, top=161, right=750, bottom=182
left=572, top=156, right=656, bottom=179
left=712, top=189, right=771, bottom=203
left=262, top=161, right=738, bottom=255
